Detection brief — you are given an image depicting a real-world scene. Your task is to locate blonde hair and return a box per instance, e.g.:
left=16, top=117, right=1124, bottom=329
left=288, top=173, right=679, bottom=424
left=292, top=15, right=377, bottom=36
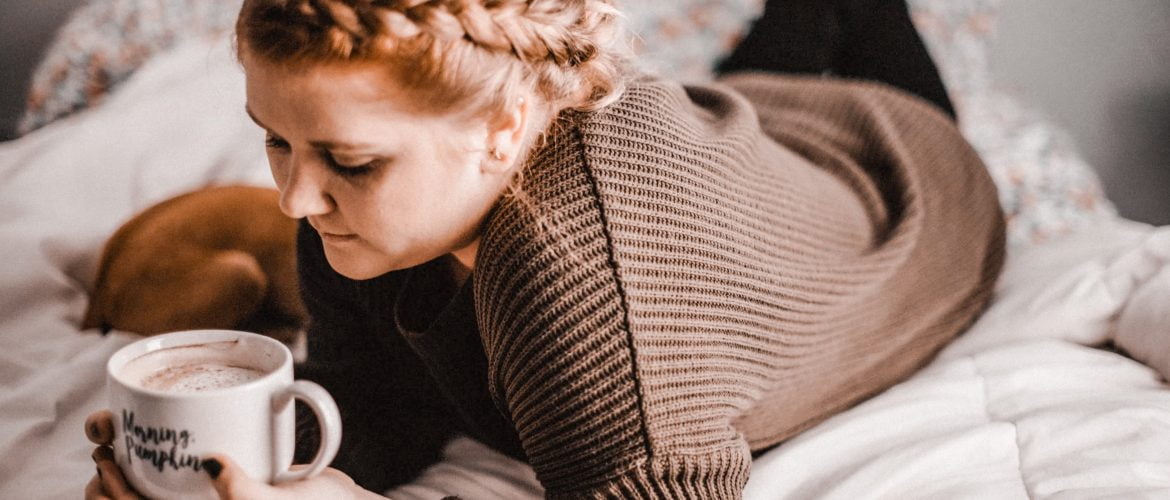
left=236, top=0, right=630, bottom=119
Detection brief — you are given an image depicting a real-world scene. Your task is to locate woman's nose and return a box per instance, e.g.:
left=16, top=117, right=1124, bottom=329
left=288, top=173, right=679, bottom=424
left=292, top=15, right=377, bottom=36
left=277, top=153, right=335, bottom=219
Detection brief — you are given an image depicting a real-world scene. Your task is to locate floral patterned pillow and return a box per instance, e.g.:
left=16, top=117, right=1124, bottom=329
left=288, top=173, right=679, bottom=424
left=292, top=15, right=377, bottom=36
left=21, top=0, right=1115, bottom=246
left=622, top=0, right=763, bottom=82
left=906, top=0, right=1117, bottom=245
left=17, top=0, right=240, bottom=136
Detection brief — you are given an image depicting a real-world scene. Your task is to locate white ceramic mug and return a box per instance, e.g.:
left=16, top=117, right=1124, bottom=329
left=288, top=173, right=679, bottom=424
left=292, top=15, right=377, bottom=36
left=106, top=330, right=341, bottom=499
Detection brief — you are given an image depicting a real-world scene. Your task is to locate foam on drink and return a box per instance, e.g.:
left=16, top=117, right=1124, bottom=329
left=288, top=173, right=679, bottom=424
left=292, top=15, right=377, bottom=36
left=120, top=340, right=274, bottom=393
left=141, top=363, right=264, bottom=393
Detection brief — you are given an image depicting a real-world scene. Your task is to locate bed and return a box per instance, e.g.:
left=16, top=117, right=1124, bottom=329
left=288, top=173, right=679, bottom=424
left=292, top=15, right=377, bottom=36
left=1, top=0, right=1168, bottom=498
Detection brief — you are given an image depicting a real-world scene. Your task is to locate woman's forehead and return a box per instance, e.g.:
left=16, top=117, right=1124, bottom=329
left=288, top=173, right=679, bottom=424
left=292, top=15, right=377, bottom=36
left=245, top=56, right=395, bottom=97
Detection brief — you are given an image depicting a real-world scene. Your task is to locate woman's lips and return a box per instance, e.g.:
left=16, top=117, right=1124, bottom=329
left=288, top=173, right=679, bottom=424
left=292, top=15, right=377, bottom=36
left=308, top=220, right=358, bottom=243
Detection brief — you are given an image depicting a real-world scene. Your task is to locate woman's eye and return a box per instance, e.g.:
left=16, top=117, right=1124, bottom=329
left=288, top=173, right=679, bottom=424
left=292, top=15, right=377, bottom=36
left=329, top=162, right=377, bottom=178
left=323, top=153, right=380, bottom=178
left=264, top=134, right=289, bottom=150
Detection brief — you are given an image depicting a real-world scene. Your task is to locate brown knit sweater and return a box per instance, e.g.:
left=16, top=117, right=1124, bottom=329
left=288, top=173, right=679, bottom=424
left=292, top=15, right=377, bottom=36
left=294, top=73, right=1005, bottom=498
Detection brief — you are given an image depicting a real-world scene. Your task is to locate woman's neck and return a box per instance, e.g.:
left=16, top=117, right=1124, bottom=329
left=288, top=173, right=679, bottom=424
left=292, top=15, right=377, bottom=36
left=444, top=100, right=555, bottom=284
left=448, top=239, right=477, bottom=283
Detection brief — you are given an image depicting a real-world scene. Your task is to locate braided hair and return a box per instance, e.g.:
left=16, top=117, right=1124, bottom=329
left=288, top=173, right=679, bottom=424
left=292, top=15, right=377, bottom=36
left=236, top=0, right=629, bottom=116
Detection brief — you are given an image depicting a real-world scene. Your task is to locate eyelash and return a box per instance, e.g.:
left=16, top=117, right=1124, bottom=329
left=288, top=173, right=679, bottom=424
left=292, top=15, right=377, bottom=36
left=264, top=135, right=288, bottom=150
left=264, top=135, right=379, bottom=178
left=324, top=153, right=378, bottom=178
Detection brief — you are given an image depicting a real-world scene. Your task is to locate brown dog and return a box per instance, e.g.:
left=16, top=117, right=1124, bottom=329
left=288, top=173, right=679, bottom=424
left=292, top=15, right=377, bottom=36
left=82, top=185, right=306, bottom=343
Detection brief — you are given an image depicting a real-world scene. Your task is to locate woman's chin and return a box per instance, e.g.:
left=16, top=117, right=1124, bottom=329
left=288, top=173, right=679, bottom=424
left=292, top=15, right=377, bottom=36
left=322, top=250, right=397, bottom=281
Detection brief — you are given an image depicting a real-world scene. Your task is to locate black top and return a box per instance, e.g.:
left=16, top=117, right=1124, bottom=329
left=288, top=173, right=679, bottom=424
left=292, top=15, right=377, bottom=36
left=292, top=220, right=522, bottom=492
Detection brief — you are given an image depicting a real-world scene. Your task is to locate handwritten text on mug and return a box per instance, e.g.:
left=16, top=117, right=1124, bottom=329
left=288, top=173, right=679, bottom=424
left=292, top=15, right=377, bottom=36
left=122, top=409, right=205, bottom=473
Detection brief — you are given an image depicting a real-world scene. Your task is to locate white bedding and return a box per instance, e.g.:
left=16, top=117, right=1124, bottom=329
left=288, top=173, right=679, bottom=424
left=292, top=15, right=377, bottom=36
left=1, top=37, right=1168, bottom=500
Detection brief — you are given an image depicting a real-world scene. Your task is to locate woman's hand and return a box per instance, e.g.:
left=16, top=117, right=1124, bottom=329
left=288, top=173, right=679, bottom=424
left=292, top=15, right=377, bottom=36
left=83, top=410, right=382, bottom=500
left=201, top=454, right=384, bottom=500
left=85, top=410, right=145, bottom=500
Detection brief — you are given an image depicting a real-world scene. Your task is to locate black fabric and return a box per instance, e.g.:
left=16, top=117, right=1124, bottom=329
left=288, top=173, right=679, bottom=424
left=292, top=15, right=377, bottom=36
left=392, top=265, right=527, bottom=460
left=717, top=0, right=956, bottom=119
left=291, top=220, right=463, bottom=493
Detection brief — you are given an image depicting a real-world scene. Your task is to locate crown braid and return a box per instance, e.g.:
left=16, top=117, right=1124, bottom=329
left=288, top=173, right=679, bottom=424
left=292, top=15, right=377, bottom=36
left=238, top=0, right=628, bottom=113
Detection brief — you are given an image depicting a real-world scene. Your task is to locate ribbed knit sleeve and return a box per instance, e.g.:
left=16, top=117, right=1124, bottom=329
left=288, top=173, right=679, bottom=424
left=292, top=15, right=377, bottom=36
left=475, top=110, right=751, bottom=498
left=475, top=75, right=1004, bottom=498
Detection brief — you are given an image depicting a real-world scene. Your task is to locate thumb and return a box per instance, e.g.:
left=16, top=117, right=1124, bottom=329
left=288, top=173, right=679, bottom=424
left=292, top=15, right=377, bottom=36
left=202, top=454, right=281, bottom=500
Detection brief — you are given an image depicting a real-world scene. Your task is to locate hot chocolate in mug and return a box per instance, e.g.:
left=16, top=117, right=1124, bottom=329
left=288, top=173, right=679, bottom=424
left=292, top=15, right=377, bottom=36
left=106, top=329, right=341, bottom=499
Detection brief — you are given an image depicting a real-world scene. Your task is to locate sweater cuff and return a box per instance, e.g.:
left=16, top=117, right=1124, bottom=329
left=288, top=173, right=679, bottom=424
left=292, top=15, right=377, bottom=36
left=548, top=446, right=752, bottom=500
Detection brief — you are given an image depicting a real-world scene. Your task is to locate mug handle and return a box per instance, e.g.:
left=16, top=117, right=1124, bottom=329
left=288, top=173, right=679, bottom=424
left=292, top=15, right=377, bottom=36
left=271, top=380, right=342, bottom=483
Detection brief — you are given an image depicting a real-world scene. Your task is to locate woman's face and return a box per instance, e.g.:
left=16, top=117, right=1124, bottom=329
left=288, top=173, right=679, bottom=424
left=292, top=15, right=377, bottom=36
left=242, top=56, right=517, bottom=280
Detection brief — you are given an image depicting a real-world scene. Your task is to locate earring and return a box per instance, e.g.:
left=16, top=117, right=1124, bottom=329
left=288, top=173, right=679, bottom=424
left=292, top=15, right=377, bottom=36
left=489, top=148, right=504, bottom=161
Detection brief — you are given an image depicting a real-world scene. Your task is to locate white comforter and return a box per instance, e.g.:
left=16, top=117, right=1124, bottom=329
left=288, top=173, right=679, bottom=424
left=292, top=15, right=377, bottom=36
left=1, top=38, right=1167, bottom=500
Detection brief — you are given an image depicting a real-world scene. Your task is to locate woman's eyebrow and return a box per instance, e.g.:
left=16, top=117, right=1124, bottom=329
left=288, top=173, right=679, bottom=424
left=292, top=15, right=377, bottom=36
left=244, top=106, right=379, bottom=152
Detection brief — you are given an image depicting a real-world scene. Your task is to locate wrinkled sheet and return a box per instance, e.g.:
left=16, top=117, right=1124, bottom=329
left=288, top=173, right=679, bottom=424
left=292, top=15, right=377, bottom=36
left=745, top=224, right=1170, bottom=499
left=1, top=37, right=1168, bottom=500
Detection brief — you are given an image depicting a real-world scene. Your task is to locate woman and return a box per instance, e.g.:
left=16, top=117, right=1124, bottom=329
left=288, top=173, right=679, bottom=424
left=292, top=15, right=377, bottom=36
left=86, top=0, right=1004, bottom=497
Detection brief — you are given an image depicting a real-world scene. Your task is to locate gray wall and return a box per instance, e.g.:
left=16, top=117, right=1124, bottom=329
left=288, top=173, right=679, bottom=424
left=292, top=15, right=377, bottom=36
left=0, top=0, right=87, bottom=141
left=992, top=0, right=1170, bottom=225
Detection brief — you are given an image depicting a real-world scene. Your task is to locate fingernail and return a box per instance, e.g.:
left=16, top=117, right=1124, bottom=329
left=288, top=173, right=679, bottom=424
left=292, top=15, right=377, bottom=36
left=92, top=446, right=113, bottom=462
left=202, top=458, right=223, bottom=479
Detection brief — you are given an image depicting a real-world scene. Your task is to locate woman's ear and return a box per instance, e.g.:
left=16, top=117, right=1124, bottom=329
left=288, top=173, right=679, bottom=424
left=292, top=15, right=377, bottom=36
left=481, top=97, right=530, bottom=174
